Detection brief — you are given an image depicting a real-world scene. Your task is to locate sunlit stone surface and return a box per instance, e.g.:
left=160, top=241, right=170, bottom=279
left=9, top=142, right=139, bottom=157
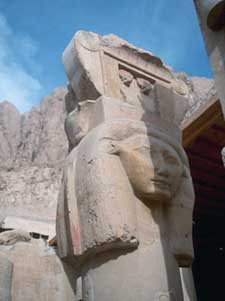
left=57, top=31, right=196, bottom=300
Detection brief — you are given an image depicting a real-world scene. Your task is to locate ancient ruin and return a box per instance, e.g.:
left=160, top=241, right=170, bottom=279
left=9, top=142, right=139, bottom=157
left=56, top=31, right=195, bottom=300
left=2, top=29, right=222, bottom=300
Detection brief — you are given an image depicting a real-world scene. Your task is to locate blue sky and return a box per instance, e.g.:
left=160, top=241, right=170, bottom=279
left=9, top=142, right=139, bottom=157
left=0, top=0, right=212, bottom=112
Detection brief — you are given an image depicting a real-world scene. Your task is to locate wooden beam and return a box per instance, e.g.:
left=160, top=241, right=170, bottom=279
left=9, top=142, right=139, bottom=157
left=197, top=136, right=224, bottom=149
left=187, top=148, right=223, bottom=166
left=191, top=169, right=225, bottom=191
left=215, top=118, right=225, bottom=128
left=212, top=124, right=225, bottom=134
left=201, top=124, right=225, bottom=146
left=188, top=138, right=223, bottom=164
left=182, top=96, right=223, bottom=147
left=187, top=152, right=225, bottom=178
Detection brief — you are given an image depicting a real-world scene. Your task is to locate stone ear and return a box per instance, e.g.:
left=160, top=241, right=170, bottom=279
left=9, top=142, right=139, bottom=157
left=108, top=142, right=121, bottom=155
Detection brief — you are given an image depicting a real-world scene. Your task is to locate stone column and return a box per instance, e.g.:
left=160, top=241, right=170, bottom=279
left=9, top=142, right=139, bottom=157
left=57, top=31, right=195, bottom=300
left=193, top=0, right=225, bottom=115
left=180, top=268, right=197, bottom=301
left=0, top=253, right=13, bottom=301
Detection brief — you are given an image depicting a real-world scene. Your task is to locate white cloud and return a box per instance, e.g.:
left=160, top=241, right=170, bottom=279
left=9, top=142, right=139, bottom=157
left=0, top=13, right=43, bottom=112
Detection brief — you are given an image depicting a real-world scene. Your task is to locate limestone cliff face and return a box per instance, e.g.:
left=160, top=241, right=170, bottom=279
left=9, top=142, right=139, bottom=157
left=0, top=88, right=68, bottom=223
left=0, top=78, right=215, bottom=224
left=176, top=73, right=216, bottom=121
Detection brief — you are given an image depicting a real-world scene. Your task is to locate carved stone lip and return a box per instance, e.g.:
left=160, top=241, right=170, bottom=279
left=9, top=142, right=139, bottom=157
left=151, top=178, right=170, bottom=188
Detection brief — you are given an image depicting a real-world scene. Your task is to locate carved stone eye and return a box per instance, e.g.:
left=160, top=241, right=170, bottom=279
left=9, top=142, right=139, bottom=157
left=136, top=78, right=153, bottom=95
left=119, top=69, right=133, bottom=87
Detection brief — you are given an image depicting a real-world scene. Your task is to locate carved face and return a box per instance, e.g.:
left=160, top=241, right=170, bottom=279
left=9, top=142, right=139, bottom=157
left=114, top=135, right=184, bottom=203
left=145, top=137, right=183, bottom=201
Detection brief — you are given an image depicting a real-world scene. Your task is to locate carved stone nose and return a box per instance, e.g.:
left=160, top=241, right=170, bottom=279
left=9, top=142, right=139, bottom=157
left=156, top=167, right=169, bottom=178
left=155, top=157, right=169, bottom=178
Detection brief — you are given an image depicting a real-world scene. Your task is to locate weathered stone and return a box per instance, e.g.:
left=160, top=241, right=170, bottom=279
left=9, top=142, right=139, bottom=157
left=0, top=239, right=76, bottom=301
left=0, top=88, right=68, bottom=224
left=177, top=72, right=217, bottom=121
left=180, top=268, right=197, bottom=301
left=57, top=31, right=195, bottom=300
left=0, top=32, right=215, bottom=301
left=63, top=31, right=189, bottom=104
left=0, top=229, right=31, bottom=245
left=0, top=165, right=63, bottom=224
left=0, top=101, right=21, bottom=169
left=0, top=68, right=213, bottom=228
left=0, top=253, right=13, bottom=301
left=2, top=216, right=55, bottom=238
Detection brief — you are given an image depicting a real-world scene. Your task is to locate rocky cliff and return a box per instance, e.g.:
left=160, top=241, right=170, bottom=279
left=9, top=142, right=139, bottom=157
left=0, top=87, right=68, bottom=224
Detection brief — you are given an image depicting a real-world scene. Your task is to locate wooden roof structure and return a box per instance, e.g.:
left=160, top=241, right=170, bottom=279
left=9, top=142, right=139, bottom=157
left=182, top=95, right=225, bottom=251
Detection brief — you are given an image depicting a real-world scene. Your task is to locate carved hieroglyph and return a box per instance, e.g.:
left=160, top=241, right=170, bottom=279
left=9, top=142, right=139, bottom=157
left=57, top=31, right=195, bottom=300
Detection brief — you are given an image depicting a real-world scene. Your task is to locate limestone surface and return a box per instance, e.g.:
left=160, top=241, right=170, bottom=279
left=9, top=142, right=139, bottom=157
left=57, top=30, right=198, bottom=301
left=0, top=229, right=31, bottom=245
left=0, top=237, right=76, bottom=301
left=0, top=88, right=68, bottom=225
left=0, top=30, right=215, bottom=301
left=0, top=72, right=213, bottom=227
